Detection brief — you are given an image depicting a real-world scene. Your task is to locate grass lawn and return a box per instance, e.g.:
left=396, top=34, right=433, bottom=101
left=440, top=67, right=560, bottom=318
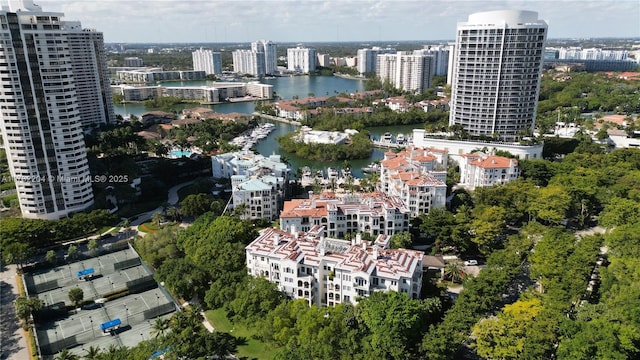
left=205, top=308, right=279, bottom=360
left=138, top=222, right=160, bottom=233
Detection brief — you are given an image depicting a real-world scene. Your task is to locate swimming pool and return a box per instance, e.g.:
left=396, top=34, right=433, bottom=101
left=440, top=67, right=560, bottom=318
left=169, top=149, right=192, bottom=158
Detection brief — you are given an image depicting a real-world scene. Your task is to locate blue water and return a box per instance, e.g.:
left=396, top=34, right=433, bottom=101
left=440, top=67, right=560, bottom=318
left=170, top=150, right=192, bottom=158
left=113, top=75, right=424, bottom=173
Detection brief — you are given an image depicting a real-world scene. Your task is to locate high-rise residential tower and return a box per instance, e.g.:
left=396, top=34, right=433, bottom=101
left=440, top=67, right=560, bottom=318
left=0, top=0, right=97, bottom=219
left=251, top=40, right=277, bottom=75
left=192, top=48, right=222, bottom=75
left=357, top=47, right=395, bottom=75
left=376, top=52, right=434, bottom=93
left=287, top=47, right=316, bottom=73
left=232, top=49, right=265, bottom=77
left=66, top=23, right=115, bottom=128
left=449, top=10, right=547, bottom=141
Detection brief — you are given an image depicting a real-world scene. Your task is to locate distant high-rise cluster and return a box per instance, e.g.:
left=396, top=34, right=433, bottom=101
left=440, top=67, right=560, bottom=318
left=449, top=10, right=548, bottom=141
left=192, top=47, right=222, bottom=75
left=356, top=47, right=395, bottom=75
left=544, top=46, right=638, bottom=71
left=413, top=45, right=451, bottom=76
left=376, top=52, right=434, bottom=93
left=0, top=0, right=114, bottom=219
left=231, top=40, right=277, bottom=77
left=287, top=47, right=317, bottom=73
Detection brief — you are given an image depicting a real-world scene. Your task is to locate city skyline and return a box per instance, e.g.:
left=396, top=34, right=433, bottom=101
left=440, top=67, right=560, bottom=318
left=35, top=0, right=639, bottom=43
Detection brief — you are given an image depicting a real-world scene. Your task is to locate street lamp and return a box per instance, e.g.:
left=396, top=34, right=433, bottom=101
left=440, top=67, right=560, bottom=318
left=89, top=316, right=95, bottom=338
left=124, top=304, right=129, bottom=325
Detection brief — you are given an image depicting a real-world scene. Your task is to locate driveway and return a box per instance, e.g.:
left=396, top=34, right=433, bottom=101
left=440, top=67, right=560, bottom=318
left=0, top=264, right=29, bottom=360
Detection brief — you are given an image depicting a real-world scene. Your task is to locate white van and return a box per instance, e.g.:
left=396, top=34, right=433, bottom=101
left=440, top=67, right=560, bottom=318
left=464, top=260, right=478, bottom=266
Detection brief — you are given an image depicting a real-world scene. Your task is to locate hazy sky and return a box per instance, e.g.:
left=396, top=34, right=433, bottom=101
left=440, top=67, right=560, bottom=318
left=34, top=0, right=640, bottom=43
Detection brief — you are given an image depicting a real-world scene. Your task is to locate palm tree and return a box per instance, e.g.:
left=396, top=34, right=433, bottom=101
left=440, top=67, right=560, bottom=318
left=54, top=349, right=78, bottom=360
left=152, top=212, right=164, bottom=227
left=151, top=317, right=171, bottom=338
left=444, top=262, right=466, bottom=283
left=83, top=346, right=101, bottom=360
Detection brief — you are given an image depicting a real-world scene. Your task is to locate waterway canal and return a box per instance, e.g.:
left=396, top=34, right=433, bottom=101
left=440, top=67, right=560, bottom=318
left=113, top=75, right=423, bottom=177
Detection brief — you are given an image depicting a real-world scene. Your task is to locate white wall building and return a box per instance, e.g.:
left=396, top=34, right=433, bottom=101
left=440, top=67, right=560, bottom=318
left=280, top=191, right=411, bottom=238
left=458, top=153, right=520, bottom=189
left=212, top=150, right=291, bottom=221
left=232, top=49, right=265, bottom=77
left=376, top=51, right=434, bottom=93
left=231, top=174, right=284, bottom=221
left=251, top=40, right=277, bottom=75
left=66, top=25, right=115, bottom=127
left=379, top=147, right=448, bottom=217
left=0, top=0, right=95, bottom=219
left=212, top=150, right=290, bottom=181
left=415, top=45, right=450, bottom=76
left=412, top=129, right=544, bottom=160
left=246, top=226, right=424, bottom=307
left=287, top=47, right=316, bottom=73
left=449, top=10, right=548, bottom=141
left=124, top=57, right=143, bottom=67
left=357, top=47, right=396, bottom=74
left=293, top=126, right=356, bottom=145
left=192, top=48, right=222, bottom=75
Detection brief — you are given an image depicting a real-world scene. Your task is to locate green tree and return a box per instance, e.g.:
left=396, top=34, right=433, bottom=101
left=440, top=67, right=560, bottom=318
left=68, top=287, right=84, bottom=309
left=472, top=297, right=544, bottom=359
left=66, top=244, right=78, bottom=261
left=598, top=197, right=640, bottom=228
left=2, top=242, right=34, bottom=269
left=180, top=193, right=212, bottom=218
left=357, top=291, right=441, bottom=360
left=152, top=211, right=164, bottom=226
left=443, top=261, right=465, bottom=283
left=470, top=205, right=507, bottom=255
left=150, top=316, right=171, bottom=338
left=15, top=296, right=43, bottom=327
left=83, top=345, right=101, bottom=360
left=389, top=231, right=412, bottom=249
left=54, top=349, right=78, bottom=360
left=45, top=250, right=57, bottom=265
left=155, top=257, right=209, bottom=301
left=528, top=185, right=571, bottom=224
left=227, top=276, right=285, bottom=324
left=87, top=239, right=98, bottom=256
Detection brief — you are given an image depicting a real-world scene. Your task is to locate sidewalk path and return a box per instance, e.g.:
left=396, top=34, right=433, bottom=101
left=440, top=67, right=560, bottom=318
left=130, top=180, right=196, bottom=227
left=0, top=264, right=30, bottom=360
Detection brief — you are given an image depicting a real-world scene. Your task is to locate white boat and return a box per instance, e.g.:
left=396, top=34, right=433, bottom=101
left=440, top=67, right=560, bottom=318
left=327, top=167, right=339, bottom=179
left=341, top=167, right=352, bottom=178
left=396, top=133, right=406, bottom=144
left=362, top=162, right=380, bottom=173
left=302, top=166, right=312, bottom=178
left=381, top=132, right=392, bottom=142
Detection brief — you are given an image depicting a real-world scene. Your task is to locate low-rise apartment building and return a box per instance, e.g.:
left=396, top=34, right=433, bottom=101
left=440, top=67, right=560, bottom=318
left=459, top=153, right=519, bottom=189
left=280, top=191, right=410, bottom=238
left=246, top=226, right=424, bottom=307
left=212, top=151, right=291, bottom=220
left=380, top=147, right=448, bottom=217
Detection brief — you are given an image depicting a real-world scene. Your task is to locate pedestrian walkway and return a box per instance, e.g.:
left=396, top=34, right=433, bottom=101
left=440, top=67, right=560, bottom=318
left=0, top=264, right=30, bottom=360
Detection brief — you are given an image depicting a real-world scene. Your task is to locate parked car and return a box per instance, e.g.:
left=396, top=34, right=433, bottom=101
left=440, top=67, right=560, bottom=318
left=464, top=259, right=478, bottom=266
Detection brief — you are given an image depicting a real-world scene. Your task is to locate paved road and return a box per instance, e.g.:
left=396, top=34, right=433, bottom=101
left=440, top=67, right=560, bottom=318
left=130, top=180, right=196, bottom=226
left=0, top=265, right=29, bottom=360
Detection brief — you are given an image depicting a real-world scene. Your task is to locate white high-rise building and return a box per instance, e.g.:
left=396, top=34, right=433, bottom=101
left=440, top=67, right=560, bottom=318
left=0, top=0, right=96, bottom=219
left=192, top=48, right=222, bottom=75
left=287, top=47, right=316, bottom=73
left=357, top=47, right=395, bottom=75
left=232, top=49, right=265, bottom=77
left=449, top=10, right=548, bottom=141
left=415, top=45, right=450, bottom=76
left=376, top=52, right=434, bottom=93
left=251, top=40, right=277, bottom=75
left=66, top=24, right=115, bottom=128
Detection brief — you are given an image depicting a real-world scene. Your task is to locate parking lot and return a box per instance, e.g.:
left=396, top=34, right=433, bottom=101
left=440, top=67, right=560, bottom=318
left=23, top=247, right=177, bottom=358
